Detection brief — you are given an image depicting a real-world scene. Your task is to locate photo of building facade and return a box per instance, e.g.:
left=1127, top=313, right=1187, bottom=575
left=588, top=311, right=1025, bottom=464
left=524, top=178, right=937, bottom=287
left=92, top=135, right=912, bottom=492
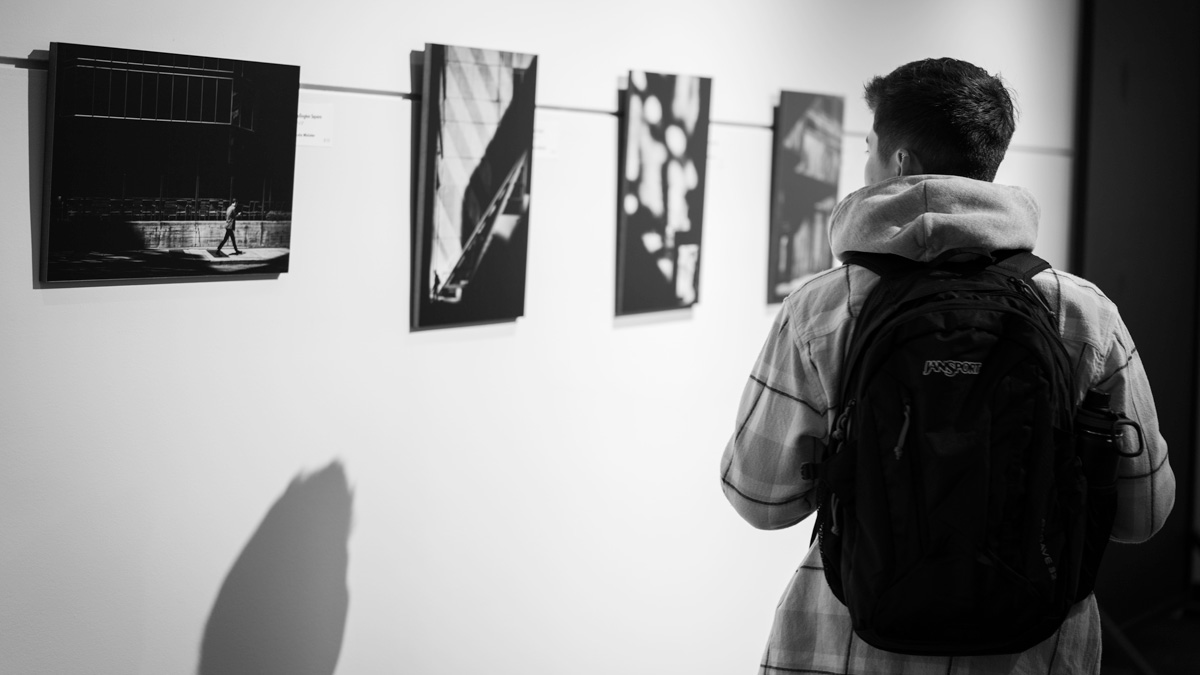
left=41, top=42, right=300, bottom=281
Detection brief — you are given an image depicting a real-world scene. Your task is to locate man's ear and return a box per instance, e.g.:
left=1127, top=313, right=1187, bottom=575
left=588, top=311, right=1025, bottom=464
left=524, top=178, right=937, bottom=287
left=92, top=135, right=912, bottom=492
left=895, top=149, right=925, bottom=176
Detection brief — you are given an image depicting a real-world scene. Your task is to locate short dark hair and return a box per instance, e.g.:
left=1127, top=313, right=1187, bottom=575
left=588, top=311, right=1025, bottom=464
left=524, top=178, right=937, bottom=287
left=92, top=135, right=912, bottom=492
left=864, top=58, right=1016, bottom=181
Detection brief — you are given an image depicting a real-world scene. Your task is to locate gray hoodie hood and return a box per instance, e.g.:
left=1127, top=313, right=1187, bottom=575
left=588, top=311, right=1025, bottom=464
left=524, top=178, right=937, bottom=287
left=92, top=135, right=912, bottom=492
left=829, top=175, right=1040, bottom=262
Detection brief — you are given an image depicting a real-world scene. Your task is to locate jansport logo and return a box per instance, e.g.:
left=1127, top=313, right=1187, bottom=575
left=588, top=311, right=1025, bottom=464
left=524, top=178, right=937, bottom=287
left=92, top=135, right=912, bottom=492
left=923, top=360, right=982, bottom=377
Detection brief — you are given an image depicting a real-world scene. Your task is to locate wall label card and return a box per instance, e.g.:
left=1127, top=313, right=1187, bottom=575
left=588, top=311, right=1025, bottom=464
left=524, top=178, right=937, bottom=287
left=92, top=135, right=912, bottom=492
left=532, top=113, right=559, bottom=160
left=297, top=103, right=334, bottom=147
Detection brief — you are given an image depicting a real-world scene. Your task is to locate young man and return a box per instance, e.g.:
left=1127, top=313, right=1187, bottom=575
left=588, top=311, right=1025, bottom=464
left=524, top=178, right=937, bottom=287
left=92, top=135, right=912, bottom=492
left=720, top=58, right=1175, bottom=674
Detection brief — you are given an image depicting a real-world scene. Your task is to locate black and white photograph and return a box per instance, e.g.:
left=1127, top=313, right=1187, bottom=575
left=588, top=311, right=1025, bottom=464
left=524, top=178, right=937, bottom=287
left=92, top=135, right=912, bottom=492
left=767, top=90, right=843, bottom=302
left=40, top=42, right=300, bottom=283
left=410, top=43, right=537, bottom=330
left=615, top=70, right=711, bottom=316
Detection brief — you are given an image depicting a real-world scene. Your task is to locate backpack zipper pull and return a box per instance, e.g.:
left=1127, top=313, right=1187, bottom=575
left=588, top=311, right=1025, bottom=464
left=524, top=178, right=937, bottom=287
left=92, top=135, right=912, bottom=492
left=1009, top=276, right=1054, bottom=316
left=894, top=403, right=912, bottom=460
left=830, top=494, right=841, bottom=535
left=832, top=399, right=856, bottom=443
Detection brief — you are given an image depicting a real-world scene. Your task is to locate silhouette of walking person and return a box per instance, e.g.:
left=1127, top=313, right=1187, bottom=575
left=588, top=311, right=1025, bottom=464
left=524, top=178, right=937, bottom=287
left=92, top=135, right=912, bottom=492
left=217, top=198, right=243, bottom=256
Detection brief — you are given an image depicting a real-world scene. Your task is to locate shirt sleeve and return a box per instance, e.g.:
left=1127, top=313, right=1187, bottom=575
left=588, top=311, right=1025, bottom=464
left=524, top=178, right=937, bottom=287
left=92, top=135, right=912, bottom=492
left=719, top=307, right=831, bottom=530
left=1097, top=311, right=1176, bottom=543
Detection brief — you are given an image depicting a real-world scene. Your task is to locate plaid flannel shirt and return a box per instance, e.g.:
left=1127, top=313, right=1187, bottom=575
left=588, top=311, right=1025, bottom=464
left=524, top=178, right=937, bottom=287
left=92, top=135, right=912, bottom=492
left=721, top=262, right=1175, bottom=675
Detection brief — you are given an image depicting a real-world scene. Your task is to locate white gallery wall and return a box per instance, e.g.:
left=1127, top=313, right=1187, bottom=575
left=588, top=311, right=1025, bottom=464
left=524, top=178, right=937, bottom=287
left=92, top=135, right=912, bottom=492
left=1, top=1, right=1079, bottom=673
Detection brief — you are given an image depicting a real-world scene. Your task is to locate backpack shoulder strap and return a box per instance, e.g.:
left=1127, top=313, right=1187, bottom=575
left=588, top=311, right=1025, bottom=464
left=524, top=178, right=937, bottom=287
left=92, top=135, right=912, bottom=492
left=990, top=249, right=1050, bottom=282
left=840, top=252, right=927, bottom=326
left=989, top=250, right=1057, bottom=318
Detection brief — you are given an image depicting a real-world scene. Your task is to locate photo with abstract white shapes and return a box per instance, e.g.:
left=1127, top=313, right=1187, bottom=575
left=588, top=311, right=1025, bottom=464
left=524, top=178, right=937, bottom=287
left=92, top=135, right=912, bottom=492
left=623, top=71, right=705, bottom=306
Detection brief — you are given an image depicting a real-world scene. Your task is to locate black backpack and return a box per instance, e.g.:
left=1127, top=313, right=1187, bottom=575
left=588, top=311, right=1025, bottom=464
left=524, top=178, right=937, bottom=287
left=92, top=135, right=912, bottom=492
left=813, top=248, right=1091, bottom=656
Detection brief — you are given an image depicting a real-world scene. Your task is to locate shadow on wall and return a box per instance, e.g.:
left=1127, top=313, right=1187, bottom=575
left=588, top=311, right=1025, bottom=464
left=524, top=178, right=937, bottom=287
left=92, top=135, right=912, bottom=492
left=198, top=461, right=353, bottom=675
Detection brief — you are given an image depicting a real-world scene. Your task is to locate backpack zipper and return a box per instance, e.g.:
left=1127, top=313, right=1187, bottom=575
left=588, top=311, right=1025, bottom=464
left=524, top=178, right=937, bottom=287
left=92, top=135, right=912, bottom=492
left=894, top=402, right=912, bottom=460
left=1007, top=276, right=1055, bottom=317
left=826, top=400, right=856, bottom=538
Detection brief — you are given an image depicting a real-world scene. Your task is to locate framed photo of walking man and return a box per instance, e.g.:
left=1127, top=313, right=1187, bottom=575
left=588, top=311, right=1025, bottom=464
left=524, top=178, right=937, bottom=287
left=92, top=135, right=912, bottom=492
left=39, top=42, right=300, bottom=283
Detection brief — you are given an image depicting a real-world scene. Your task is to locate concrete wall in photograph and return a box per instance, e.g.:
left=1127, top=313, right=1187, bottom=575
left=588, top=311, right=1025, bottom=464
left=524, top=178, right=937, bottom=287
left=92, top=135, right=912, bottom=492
left=50, top=220, right=290, bottom=250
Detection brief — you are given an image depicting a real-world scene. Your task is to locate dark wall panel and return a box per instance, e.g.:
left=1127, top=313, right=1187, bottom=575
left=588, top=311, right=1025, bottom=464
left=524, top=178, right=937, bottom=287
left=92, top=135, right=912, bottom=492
left=1077, top=0, right=1199, bottom=622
